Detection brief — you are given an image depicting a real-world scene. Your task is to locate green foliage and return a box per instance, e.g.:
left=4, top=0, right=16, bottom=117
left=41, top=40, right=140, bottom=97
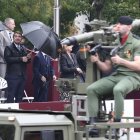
left=0, top=0, right=53, bottom=30
left=132, top=26, right=140, bottom=37
left=102, top=0, right=140, bottom=36
left=60, top=0, right=91, bottom=38
left=0, top=0, right=140, bottom=38
left=103, top=1, right=140, bottom=24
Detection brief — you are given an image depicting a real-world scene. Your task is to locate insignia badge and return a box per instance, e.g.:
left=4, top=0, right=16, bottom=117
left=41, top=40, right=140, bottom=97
left=124, top=50, right=131, bottom=58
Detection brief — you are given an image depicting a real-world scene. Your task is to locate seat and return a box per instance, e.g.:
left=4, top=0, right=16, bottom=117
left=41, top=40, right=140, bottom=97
left=0, top=77, right=7, bottom=103
left=0, top=77, right=8, bottom=90
left=22, top=90, right=34, bottom=103
left=0, top=97, right=7, bottom=103
left=98, top=95, right=114, bottom=121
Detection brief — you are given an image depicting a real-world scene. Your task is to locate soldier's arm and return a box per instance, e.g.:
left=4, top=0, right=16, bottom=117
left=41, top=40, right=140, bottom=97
left=112, top=55, right=140, bottom=71
left=90, top=53, right=112, bottom=72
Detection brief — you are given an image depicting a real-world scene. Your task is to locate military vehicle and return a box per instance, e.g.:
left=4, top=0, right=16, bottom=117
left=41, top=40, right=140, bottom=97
left=0, top=11, right=140, bottom=140
left=55, top=13, right=140, bottom=140
left=0, top=109, right=85, bottom=140
left=0, top=20, right=117, bottom=140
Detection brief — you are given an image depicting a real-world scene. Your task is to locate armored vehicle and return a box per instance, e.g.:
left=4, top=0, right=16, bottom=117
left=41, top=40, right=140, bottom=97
left=0, top=109, right=84, bottom=140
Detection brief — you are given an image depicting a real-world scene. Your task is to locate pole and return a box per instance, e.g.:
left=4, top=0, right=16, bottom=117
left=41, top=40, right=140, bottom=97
left=53, top=0, right=60, bottom=36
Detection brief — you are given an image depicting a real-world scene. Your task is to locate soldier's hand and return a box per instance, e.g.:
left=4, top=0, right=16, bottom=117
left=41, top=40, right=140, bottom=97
left=90, top=53, right=99, bottom=63
left=111, top=55, right=122, bottom=64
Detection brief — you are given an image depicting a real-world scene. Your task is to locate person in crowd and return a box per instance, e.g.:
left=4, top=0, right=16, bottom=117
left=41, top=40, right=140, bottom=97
left=76, top=43, right=111, bottom=80
left=76, top=44, right=92, bottom=73
left=59, top=44, right=84, bottom=101
left=32, top=50, right=56, bottom=102
left=4, top=31, right=31, bottom=103
left=0, top=18, right=15, bottom=98
left=59, top=44, right=83, bottom=80
left=87, top=16, right=140, bottom=137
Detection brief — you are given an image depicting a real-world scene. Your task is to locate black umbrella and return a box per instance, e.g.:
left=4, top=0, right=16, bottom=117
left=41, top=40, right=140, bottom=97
left=20, top=21, right=60, bottom=58
left=0, top=21, right=7, bottom=31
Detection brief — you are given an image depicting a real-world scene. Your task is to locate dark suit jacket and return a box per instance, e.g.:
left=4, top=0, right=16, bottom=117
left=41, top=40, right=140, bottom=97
left=4, top=43, right=29, bottom=77
left=59, top=52, right=79, bottom=78
left=32, top=51, right=54, bottom=84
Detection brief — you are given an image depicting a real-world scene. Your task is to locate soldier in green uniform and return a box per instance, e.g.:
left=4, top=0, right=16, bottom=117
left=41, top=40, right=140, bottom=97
left=87, top=16, right=140, bottom=126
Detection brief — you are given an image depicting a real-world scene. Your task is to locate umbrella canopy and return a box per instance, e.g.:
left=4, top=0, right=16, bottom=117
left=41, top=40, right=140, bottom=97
left=0, top=21, right=7, bottom=31
left=20, top=21, right=60, bottom=58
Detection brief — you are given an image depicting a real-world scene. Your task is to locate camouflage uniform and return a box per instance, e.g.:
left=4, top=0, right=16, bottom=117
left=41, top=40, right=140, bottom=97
left=87, top=32, right=140, bottom=119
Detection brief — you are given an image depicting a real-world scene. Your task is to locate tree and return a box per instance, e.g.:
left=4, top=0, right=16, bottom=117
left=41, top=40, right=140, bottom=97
left=0, top=0, right=140, bottom=37
left=92, top=0, right=105, bottom=19
left=60, top=0, right=91, bottom=37
left=103, top=0, right=140, bottom=24
left=0, top=0, right=53, bottom=30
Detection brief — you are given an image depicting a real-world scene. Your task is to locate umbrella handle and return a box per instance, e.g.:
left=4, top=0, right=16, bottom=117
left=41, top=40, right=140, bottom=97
left=25, top=48, right=35, bottom=53
left=24, top=48, right=37, bottom=55
left=25, top=48, right=56, bottom=61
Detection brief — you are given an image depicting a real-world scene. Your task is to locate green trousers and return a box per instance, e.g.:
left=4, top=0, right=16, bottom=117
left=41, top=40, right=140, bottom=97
left=87, top=73, right=140, bottom=119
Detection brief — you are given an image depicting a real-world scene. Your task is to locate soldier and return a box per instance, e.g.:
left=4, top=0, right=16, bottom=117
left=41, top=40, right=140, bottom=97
left=87, top=16, right=140, bottom=138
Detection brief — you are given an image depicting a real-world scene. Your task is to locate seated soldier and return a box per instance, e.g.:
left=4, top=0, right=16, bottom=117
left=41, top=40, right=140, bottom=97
left=86, top=16, right=140, bottom=138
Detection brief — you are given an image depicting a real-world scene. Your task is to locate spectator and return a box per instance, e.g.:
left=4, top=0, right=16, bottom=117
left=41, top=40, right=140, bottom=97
left=32, top=50, right=56, bottom=102
left=4, top=31, right=31, bottom=103
left=0, top=18, right=15, bottom=98
left=59, top=44, right=84, bottom=101
left=59, top=44, right=84, bottom=80
left=76, top=44, right=91, bottom=73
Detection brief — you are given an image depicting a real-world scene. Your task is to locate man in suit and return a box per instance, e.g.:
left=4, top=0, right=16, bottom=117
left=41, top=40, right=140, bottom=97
left=32, top=51, right=56, bottom=102
left=4, top=31, right=31, bottom=103
left=0, top=18, right=15, bottom=97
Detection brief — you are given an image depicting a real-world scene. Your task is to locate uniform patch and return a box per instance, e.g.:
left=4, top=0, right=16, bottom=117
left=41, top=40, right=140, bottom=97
left=124, top=50, right=131, bottom=58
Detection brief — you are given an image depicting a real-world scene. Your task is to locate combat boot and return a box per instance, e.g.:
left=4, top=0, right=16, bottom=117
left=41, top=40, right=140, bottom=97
left=88, top=117, right=99, bottom=137
left=104, top=118, right=121, bottom=139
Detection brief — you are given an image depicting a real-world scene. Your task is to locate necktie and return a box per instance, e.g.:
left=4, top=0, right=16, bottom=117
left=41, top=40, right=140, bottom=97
left=17, top=45, right=21, bottom=51
left=44, top=55, right=47, bottom=59
left=9, top=32, right=13, bottom=42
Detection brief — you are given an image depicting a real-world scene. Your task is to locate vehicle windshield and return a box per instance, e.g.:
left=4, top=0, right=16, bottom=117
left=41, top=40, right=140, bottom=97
left=24, top=130, right=63, bottom=140
left=0, top=125, right=15, bottom=140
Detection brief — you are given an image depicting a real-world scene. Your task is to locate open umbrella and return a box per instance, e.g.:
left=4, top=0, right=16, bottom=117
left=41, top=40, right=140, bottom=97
left=20, top=21, right=60, bottom=58
left=0, top=21, right=7, bottom=31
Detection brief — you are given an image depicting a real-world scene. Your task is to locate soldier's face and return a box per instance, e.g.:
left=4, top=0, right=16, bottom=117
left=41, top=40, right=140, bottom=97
left=115, top=23, right=132, bottom=36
